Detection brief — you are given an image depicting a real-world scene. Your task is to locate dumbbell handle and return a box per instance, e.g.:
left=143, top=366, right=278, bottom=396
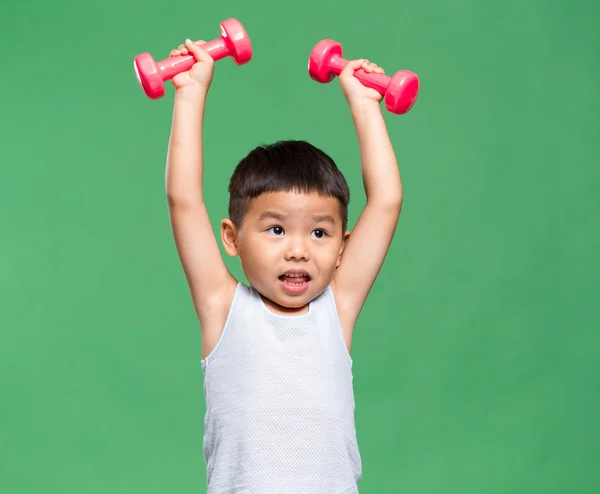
left=156, top=38, right=230, bottom=82
left=326, top=54, right=390, bottom=95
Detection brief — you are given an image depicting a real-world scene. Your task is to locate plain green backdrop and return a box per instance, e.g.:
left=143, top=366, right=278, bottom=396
left=1, top=0, right=599, bottom=492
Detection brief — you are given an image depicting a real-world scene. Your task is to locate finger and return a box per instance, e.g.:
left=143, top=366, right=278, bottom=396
left=363, top=61, right=379, bottom=73
left=185, top=39, right=214, bottom=63
left=340, top=59, right=365, bottom=78
left=170, top=49, right=180, bottom=56
left=366, top=61, right=384, bottom=74
left=195, top=39, right=206, bottom=46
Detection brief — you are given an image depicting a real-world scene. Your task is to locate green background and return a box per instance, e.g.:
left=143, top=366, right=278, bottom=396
left=1, top=0, right=599, bottom=492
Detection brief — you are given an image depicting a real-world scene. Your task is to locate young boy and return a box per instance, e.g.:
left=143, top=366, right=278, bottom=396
left=165, top=39, right=403, bottom=493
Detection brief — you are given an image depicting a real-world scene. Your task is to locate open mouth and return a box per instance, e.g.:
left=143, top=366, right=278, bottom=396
left=278, top=270, right=311, bottom=293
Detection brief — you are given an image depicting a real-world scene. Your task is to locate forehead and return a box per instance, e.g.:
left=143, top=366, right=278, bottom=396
left=246, top=191, right=342, bottom=221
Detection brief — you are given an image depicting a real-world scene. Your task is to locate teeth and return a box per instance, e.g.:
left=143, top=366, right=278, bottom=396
left=286, top=273, right=306, bottom=278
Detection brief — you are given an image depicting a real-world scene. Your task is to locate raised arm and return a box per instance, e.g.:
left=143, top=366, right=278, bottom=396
left=332, top=59, right=403, bottom=336
left=165, top=40, right=237, bottom=345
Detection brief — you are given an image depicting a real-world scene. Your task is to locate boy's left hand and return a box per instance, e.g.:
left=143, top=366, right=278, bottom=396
left=338, top=59, right=385, bottom=110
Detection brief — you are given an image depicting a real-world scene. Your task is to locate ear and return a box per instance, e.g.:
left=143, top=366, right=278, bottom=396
left=221, top=219, right=240, bottom=257
left=336, top=230, right=351, bottom=268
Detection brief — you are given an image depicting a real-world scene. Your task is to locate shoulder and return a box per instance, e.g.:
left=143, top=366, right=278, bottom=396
left=327, top=281, right=356, bottom=353
left=329, top=279, right=351, bottom=319
left=198, top=278, right=246, bottom=360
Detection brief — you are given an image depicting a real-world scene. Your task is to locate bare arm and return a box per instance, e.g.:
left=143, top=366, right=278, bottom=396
left=165, top=41, right=237, bottom=347
left=332, top=64, right=403, bottom=338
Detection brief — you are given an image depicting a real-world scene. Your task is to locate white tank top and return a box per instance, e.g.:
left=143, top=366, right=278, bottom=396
left=201, top=282, right=362, bottom=493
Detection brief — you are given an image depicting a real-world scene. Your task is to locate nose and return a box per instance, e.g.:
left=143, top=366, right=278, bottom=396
left=284, top=235, right=310, bottom=261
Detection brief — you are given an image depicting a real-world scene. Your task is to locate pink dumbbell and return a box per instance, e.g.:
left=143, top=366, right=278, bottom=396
left=134, top=18, right=252, bottom=99
left=308, top=40, right=419, bottom=114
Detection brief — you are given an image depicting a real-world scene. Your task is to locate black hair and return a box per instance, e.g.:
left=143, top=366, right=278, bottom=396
left=228, top=140, right=350, bottom=232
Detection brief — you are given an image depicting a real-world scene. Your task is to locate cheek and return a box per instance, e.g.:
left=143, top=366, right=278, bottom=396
left=316, top=243, right=343, bottom=271
left=240, top=237, right=278, bottom=272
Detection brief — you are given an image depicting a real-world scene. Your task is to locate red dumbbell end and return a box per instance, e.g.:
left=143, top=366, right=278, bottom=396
left=385, top=70, right=419, bottom=114
left=220, top=18, right=253, bottom=65
left=134, top=53, right=165, bottom=100
left=308, top=40, right=343, bottom=83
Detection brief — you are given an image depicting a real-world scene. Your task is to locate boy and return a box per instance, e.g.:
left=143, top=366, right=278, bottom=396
left=165, top=39, right=403, bottom=493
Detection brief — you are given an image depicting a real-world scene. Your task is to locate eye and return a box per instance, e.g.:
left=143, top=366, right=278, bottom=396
left=267, top=226, right=285, bottom=236
left=311, top=229, right=327, bottom=239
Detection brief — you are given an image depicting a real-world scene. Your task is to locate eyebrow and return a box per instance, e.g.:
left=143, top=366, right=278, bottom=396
left=258, top=211, right=287, bottom=221
left=257, top=211, right=336, bottom=224
left=312, top=214, right=336, bottom=224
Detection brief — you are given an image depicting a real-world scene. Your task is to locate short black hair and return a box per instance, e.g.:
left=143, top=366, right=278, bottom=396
left=228, top=140, right=350, bottom=232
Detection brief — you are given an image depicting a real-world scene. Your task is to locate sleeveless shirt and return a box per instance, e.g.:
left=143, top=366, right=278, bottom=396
left=201, top=282, right=362, bottom=493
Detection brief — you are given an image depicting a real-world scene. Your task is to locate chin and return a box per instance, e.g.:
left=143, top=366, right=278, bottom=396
left=280, top=294, right=311, bottom=308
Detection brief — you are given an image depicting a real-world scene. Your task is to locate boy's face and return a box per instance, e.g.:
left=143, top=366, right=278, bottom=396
left=222, top=191, right=348, bottom=315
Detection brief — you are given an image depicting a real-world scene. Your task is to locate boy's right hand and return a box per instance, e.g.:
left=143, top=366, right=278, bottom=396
left=170, top=39, right=215, bottom=96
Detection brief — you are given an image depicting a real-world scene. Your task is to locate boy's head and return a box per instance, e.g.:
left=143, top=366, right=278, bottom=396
left=221, top=140, right=351, bottom=312
left=227, top=140, right=350, bottom=233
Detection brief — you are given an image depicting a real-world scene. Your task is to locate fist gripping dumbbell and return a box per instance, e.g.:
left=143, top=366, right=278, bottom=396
left=134, top=18, right=252, bottom=99
left=308, top=40, right=419, bottom=114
